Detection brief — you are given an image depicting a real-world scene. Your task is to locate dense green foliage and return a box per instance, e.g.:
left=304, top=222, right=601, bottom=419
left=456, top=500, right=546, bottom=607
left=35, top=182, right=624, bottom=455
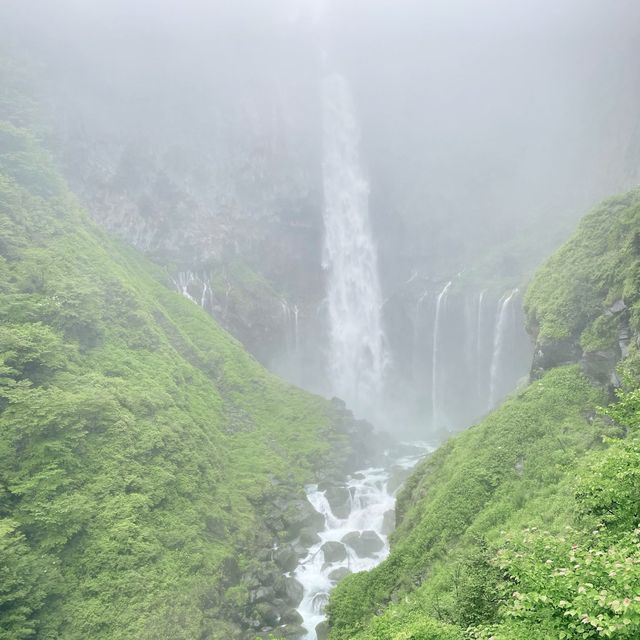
left=328, top=189, right=640, bottom=640
left=329, top=368, right=640, bottom=640
left=0, top=119, right=348, bottom=638
left=328, top=367, right=608, bottom=638
left=524, top=189, right=640, bottom=345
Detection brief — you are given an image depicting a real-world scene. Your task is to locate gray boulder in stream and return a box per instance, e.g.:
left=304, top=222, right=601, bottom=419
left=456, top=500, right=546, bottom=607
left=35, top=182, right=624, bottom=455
left=279, top=624, right=307, bottom=638
left=341, top=530, right=384, bottom=557
left=280, top=609, right=303, bottom=625
left=274, top=546, right=299, bottom=572
left=328, top=566, right=351, bottom=582
left=283, top=577, right=304, bottom=606
left=316, top=620, right=329, bottom=640
left=321, top=540, right=347, bottom=563
left=323, top=485, right=351, bottom=519
left=298, top=527, right=321, bottom=546
left=279, top=498, right=325, bottom=538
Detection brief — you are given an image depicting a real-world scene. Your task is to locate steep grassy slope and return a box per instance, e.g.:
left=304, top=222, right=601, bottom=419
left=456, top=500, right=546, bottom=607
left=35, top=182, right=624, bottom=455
left=0, top=120, right=352, bottom=638
left=327, top=190, right=640, bottom=640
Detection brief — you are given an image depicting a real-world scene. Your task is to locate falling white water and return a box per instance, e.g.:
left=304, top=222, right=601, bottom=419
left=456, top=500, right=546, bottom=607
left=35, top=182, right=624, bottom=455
left=476, top=289, right=487, bottom=398
left=488, top=289, right=519, bottom=409
left=281, top=300, right=294, bottom=354
left=412, top=289, right=430, bottom=376
left=293, top=444, right=432, bottom=639
left=431, top=281, right=452, bottom=428
left=293, top=304, right=300, bottom=353
left=476, top=290, right=487, bottom=362
left=321, top=73, right=388, bottom=414
left=173, top=270, right=213, bottom=310
left=173, top=271, right=198, bottom=304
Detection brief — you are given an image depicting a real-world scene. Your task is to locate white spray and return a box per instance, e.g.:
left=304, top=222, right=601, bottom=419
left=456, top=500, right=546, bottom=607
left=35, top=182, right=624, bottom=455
left=321, top=73, right=388, bottom=415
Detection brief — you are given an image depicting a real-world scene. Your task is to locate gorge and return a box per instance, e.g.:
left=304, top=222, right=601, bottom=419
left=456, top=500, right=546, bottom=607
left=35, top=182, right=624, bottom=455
left=0, top=2, right=640, bottom=640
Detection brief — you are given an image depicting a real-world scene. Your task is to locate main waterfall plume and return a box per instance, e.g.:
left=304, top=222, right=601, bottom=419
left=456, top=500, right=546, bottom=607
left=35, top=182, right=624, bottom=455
left=321, top=73, right=388, bottom=417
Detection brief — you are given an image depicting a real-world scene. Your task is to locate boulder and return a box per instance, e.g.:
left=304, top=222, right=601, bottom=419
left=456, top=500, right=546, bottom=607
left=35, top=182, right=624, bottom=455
left=280, top=499, right=325, bottom=539
left=298, top=527, right=321, bottom=546
left=323, top=486, right=351, bottom=519
left=321, top=540, right=347, bottom=563
left=278, top=624, right=307, bottom=638
left=254, top=602, right=280, bottom=627
left=328, top=566, right=351, bottom=582
left=284, top=577, right=304, bottom=606
left=274, top=546, right=298, bottom=572
left=341, top=530, right=384, bottom=557
left=381, top=509, right=395, bottom=535
left=608, top=299, right=627, bottom=314
left=250, top=585, right=276, bottom=604
left=316, top=620, right=330, bottom=640
left=280, top=609, right=304, bottom=625
left=531, top=337, right=581, bottom=379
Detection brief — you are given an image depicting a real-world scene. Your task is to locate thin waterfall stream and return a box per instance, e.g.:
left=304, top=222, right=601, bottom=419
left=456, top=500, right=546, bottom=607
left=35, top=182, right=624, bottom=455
left=431, top=281, right=452, bottom=428
left=488, top=289, right=519, bottom=409
left=321, top=72, right=388, bottom=418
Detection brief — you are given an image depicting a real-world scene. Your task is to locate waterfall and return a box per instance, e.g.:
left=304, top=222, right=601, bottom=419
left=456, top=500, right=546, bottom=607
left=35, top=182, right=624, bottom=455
left=293, top=304, right=300, bottom=353
left=431, top=281, right=452, bottom=428
left=488, top=289, right=518, bottom=409
left=280, top=300, right=301, bottom=357
left=476, top=290, right=486, bottom=363
left=321, top=73, right=388, bottom=414
left=412, top=289, right=429, bottom=376
left=281, top=300, right=293, bottom=354
left=173, top=270, right=211, bottom=310
left=476, top=289, right=487, bottom=398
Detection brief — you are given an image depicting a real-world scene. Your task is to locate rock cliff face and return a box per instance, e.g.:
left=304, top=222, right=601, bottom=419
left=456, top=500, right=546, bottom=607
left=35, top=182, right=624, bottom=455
left=48, top=45, right=327, bottom=367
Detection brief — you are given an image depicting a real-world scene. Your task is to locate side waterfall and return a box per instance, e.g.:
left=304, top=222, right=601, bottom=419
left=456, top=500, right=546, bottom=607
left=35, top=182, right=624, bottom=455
left=293, top=444, right=431, bottom=639
left=488, top=289, right=519, bottom=409
left=431, top=281, right=452, bottom=428
left=321, top=73, right=388, bottom=415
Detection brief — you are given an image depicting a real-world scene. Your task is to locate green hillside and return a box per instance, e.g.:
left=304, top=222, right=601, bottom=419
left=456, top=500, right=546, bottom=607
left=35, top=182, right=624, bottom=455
left=0, top=120, right=352, bottom=639
left=327, top=192, right=640, bottom=640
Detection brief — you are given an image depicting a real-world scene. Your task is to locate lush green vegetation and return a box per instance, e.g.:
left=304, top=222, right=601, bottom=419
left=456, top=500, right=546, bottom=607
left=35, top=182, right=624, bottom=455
left=524, top=189, right=640, bottom=346
left=328, top=190, right=640, bottom=640
left=0, top=117, right=349, bottom=638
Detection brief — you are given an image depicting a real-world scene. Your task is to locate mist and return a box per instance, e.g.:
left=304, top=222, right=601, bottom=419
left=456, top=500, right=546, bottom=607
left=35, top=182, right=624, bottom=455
left=2, top=0, right=639, bottom=432
left=2, top=2, right=640, bottom=639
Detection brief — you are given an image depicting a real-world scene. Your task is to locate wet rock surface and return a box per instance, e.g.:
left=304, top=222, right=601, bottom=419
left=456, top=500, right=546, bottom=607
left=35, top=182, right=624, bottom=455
left=321, top=541, right=347, bottom=564
left=341, top=530, right=385, bottom=558
left=328, top=566, right=351, bottom=582
left=235, top=409, right=391, bottom=639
